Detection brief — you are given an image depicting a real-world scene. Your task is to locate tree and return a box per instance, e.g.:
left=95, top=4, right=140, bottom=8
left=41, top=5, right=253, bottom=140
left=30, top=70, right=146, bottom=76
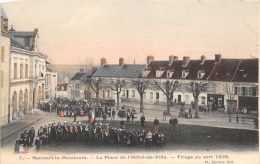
left=223, top=73, right=235, bottom=122
left=132, top=79, right=149, bottom=113
left=90, top=78, right=103, bottom=106
left=190, top=82, right=207, bottom=118
left=110, top=78, right=125, bottom=110
left=78, top=56, right=95, bottom=71
left=155, top=80, right=181, bottom=115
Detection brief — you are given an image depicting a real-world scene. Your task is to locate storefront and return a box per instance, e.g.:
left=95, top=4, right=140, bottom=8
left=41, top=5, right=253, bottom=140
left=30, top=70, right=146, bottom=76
left=207, top=94, right=224, bottom=110
left=238, top=96, right=258, bottom=112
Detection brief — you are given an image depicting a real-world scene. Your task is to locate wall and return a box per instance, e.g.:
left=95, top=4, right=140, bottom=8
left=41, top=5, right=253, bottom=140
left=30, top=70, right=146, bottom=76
left=0, top=34, right=10, bottom=125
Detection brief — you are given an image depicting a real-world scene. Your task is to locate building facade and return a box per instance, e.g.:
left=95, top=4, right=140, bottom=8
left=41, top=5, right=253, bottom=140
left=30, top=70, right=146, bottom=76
left=141, top=54, right=258, bottom=113
left=91, top=57, right=145, bottom=104
left=45, top=61, right=58, bottom=101
left=0, top=8, right=11, bottom=125
left=9, top=27, right=47, bottom=121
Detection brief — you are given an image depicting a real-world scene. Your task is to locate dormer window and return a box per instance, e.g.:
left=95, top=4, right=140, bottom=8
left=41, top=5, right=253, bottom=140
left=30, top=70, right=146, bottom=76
left=182, top=70, right=189, bottom=78
left=156, top=67, right=165, bottom=78
left=166, top=69, right=174, bottom=78
left=142, top=67, right=151, bottom=77
left=197, top=70, right=205, bottom=79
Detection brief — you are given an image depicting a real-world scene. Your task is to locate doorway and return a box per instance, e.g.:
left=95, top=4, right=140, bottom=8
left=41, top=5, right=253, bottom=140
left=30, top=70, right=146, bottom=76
left=156, top=93, right=159, bottom=102
left=126, top=90, right=129, bottom=98
left=178, top=95, right=181, bottom=104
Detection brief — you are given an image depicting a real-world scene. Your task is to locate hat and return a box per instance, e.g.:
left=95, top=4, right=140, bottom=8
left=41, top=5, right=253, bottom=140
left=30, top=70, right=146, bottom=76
left=32, top=125, right=35, bottom=128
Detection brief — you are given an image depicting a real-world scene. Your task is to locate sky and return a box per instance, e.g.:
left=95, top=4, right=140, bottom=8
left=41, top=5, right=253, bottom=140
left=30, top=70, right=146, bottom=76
left=1, top=0, right=259, bottom=65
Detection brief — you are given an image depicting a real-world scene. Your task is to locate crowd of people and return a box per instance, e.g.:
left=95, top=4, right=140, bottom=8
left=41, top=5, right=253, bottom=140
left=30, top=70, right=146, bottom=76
left=14, top=97, right=175, bottom=154
left=15, top=120, right=167, bottom=154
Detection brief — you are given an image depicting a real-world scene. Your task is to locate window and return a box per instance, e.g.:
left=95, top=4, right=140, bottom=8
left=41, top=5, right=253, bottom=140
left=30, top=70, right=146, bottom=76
left=150, top=92, right=153, bottom=99
left=1, top=47, right=3, bottom=61
left=107, top=91, right=110, bottom=98
left=132, top=90, right=135, bottom=98
left=198, top=73, right=201, bottom=78
left=167, top=73, right=170, bottom=78
left=201, top=96, right=205, bottom=104
left=14, top=63, right=18, bottom=79
left=1, top=71, right=3, bottom=87
left=241, top=87, right=245, bottom=96
left=252, top=87, right=256, bottom=96
left=234, top=87, right=237, bottom=95
left=182, top=73, right=185, bottom=78
left=20, top=64, right=23, bottom=78
left=25, top=64, right=28, bottom=78
left=122, top=90, right=125, bottom=97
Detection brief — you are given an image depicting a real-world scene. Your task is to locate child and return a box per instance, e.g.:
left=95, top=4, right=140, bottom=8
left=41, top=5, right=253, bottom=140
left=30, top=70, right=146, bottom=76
left=14, top=140, right=20, bottom=154
left=34, top=136, right=41, bottom=152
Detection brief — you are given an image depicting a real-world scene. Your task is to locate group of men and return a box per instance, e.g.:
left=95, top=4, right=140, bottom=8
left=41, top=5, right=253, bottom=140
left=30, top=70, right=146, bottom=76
left=32, top=120, right=167, bottom=149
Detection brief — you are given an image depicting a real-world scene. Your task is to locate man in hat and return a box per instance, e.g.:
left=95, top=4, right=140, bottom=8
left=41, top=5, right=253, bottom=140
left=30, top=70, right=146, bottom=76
left=169, top=117, right=174, bottom=131
left=38, top=126, right=44, bottom=136
left=73, top=122, right=78, bottom=141
left=28, top=126, right=35, bottom=147
left=173, top=116, right=178, bottom=131
left=140, top=114, right=145, bottom=127
left=62, top=122, right=68, bottom=141
left=111, top=108, right=115, bottom=120
left=78, top=122, right=84, bottom=141
left=42, top=124, right=48, bottom=145
left=51, top=123, right=56, bottom=141
left=56, top=122, right=63, bottom=143
left=163, top=110, right=167, bottom=121
left=97, top=122, right=103, bottom=141
left=153, top=117, right=159, bottom=133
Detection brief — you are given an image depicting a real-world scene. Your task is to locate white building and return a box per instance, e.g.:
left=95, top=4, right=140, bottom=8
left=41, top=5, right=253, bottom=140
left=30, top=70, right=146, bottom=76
left=9, top=25, right=47, bottom=121
left=45, top=61, right=57, bottom=101
left=0, top=8, right=11, bottom=125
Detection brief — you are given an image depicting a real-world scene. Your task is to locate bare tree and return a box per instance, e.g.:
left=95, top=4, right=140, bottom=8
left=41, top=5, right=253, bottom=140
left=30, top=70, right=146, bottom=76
left=132, top=79, right=149, bottom=113
left=155, top=80, right=181, bottom=115
left=78, top=56, right=95, bottom=71
left=190, top=82, right=207, bottom=118
left=110, top=78, right=125, bottom=110
left=223, top=73, right=236, bottom=122
left=90, top=78, right=103, bottom=106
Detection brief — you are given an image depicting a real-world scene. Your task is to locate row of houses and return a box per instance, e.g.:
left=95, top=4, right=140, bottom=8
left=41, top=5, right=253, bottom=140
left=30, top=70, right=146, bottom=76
left=0, top=9, right=57, bottom=126
left=70, top=54, right=258, bottom=113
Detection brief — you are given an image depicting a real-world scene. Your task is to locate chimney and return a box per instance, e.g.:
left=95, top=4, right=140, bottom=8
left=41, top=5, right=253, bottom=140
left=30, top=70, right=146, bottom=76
left=80, top=68, right=84, bottom=73
left=215, top=53, right=222, bottom=63
left=101, top=57, right=106, bottom=67
left=169, top=55, right=174, bottom=65
left=9, top=25, right=15, bottom=31
left=119, top=58, right=124, bottom=67
left=174, top=56, right=178, bottom=60
left=200, top=55, right=206, bottom=65
left=182, top=56, right=190, bottom=67
left=146, top=56, right=154, bottom=66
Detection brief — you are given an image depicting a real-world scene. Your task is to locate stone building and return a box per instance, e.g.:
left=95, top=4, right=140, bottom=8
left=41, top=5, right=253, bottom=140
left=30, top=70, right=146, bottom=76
left=142, top=54, right=258, bottom=113
left=0, top=8, right=11, bottom=125
left=91, top=57, right=145, bottom=104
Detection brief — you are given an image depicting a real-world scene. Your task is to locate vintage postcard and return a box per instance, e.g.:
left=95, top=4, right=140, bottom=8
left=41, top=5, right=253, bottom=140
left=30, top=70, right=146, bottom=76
left=0, top=0, right=259, bottom=164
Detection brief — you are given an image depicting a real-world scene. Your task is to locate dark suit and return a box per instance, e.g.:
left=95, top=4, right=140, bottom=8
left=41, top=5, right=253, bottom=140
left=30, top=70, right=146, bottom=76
left=28, top=128, right=35, bottom=147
